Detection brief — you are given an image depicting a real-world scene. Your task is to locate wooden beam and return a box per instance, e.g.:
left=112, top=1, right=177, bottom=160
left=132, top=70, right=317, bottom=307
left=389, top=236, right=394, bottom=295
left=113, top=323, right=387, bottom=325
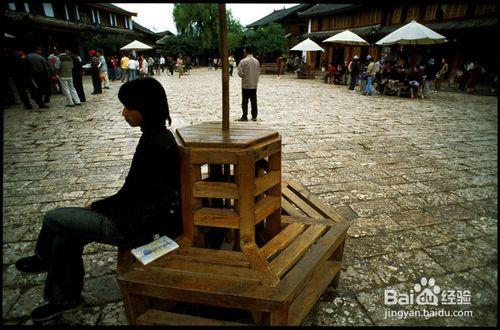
left=219, top=3, right=230, bottom=131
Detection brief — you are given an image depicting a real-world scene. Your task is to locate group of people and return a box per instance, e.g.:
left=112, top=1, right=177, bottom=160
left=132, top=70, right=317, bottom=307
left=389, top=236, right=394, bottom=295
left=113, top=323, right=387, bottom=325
left=5, top=46, right=88, bottom=109
left=331, top=54, right=490, bottom=98
left=118, top=53, right=194, bottom=80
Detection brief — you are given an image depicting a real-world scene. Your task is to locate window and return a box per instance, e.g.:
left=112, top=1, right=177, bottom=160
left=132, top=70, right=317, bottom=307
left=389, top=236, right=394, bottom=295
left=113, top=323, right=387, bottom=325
left=442, top=4, right=467, bottom=18
left=392, top=7, right=402, bottom=24
left=321, top=17, right=329, bottom=31
left=406, top=5, right=420, bottom=21
left=63, top=4, right=69, bottom=20
left=24, top=3, right=30, bottom=13
left=124, top=16, right=129, bottom=29
left=425, top=4, right=438, bottom=20
left=475, top=4, right=497, bottom=15
left=311, top=18, right=319, bottom=32
left=91, top=8, right=101, bottom=24
left=334, top=15, right=350, bottom=28
left=7, top=3, right=16, bottom=11
left=129, top=17, right=133, bottom=30
left=75, top=5, right=80, bottom=21
left=353, top=9, right=381, bottom=26
left=43, top=3, right=55, bottom=17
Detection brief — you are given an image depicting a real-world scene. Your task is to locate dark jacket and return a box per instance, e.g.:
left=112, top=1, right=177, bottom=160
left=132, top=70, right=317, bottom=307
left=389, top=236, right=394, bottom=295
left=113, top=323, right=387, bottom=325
left=91, top=125, right=182, bottom=242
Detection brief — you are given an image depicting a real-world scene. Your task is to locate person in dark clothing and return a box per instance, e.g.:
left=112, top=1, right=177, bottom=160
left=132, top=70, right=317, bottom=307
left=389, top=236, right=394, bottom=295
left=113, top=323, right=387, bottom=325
left=348, top=55, right=360, bottom=91
left=70, top=52, right=86, bottom=102
left=13, top=50, right=47, bottom=109
left=407, top=65, right=424, bottom=99
left=26, top=46, right=52, bottom=104
left=90, top=52, right=102, bottom=94
left=14, top=78, right=182, bottom=323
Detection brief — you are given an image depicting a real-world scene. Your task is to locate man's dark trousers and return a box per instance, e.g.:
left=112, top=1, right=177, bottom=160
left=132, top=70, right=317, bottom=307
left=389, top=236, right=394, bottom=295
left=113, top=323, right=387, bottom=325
left=242, top=88, right=258, bottom=119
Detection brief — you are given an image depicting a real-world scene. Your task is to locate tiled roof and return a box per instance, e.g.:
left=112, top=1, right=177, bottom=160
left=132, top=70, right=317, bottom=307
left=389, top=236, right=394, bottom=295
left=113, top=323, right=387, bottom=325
left=303, top=16, right=497, bottom=41
left=379, top=16, right=497, bottom=34
left=246, top=4, right=313, bottom=28
left=97, top=3, right=137, bottom=16
left=304, top=24, right=381, bottom=40
left=132, top=21, right=156, bottom=35
left=298, top=4, right=359, bottom=18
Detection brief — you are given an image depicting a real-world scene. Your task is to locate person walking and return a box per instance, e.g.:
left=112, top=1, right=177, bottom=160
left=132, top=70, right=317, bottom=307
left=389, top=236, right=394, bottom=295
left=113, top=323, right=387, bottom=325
left=14, top=78, right=182, bottom=323
left=176, top=54, right=184, bottom=78
left=466, top=61, right=485, bottom=93
left=348, top=55, right=360, bottom=91
left=237, top=46, right=260, bottom=121
left=96, top=50, right=109, bottom=89
left=276, top=55, right=283, bottom=78
left=140, top=55, right=149, bottom=78
left=159, top=55, right=165, bottom=73
left=120, top=53, right=129, bottom=82
left=228, top=54, right=235, bottom=76
left=167, top=56, right=174, bottom=75
left=57, top=49, right=81, bottom=107
left=13, top=50, right=47, bottom=109
left=70, top=52, right=86, bottom=102
left=434, top=57, right=448, bottom=92
left=90, top=51, right=102, bottom=94
left=127, top=56, right=139, bottom=81
left=363, top=55, right=376, bottom=95
left=26, top=46, right=51, bottom=104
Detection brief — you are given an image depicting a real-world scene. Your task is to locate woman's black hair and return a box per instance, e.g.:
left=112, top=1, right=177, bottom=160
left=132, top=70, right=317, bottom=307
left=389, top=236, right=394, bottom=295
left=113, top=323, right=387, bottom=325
left=118, top=77, right=171, bottom=126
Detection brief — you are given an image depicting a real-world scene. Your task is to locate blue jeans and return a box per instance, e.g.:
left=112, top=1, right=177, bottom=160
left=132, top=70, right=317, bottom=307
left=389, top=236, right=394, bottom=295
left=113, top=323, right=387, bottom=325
left=34, top=207, right=137, bottom=304
left=128, top=69, right=136, bottom=81
left=365, top=76, right=373, bottom=94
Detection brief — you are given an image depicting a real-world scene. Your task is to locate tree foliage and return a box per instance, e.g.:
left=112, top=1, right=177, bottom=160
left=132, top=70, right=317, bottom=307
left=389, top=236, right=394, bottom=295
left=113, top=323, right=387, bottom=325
left=172, top=4, right=244, bottom=55
left=245, top=23, right=287, bottom=60
left=159, top=34, right=200, bottom=57
left=81, top=32, right=130, bottom=56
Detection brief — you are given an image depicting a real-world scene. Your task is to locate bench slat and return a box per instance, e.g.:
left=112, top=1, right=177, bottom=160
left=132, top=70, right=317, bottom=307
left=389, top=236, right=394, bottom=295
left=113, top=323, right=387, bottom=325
left=137, top=309, right=250, bottom=326
left=173, top=247, right=250, bottom=268
left=260, top=222, right=306, bottom=260
left=270, top=224, right=328, bottom=278
left=282, top=186, right=324, bottom=219
left=194, top=207, right=240, bottom=228
left=288, top=260, right=341, bottom=325
left=285, top=180, right=344, bottom=223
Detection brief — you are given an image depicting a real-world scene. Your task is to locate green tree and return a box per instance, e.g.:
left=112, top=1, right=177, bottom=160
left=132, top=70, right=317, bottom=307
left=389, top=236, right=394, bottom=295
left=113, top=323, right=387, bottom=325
left=160, top=34, right=200, bottom=57
left=172, top=4, right=244, bottom=56
left=245, top=23, right=287, bottom=61
left=81, top=32, right=131, bottom=56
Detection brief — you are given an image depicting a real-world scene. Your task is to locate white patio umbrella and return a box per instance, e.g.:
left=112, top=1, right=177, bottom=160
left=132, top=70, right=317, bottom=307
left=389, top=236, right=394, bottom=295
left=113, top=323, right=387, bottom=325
left=290, top=38, right=324, bottom=52
left=323, top=30, right=369, bottom=46
left=120, top=40, right=153, bottom=51
left=375, top=20, right=447, bottom=45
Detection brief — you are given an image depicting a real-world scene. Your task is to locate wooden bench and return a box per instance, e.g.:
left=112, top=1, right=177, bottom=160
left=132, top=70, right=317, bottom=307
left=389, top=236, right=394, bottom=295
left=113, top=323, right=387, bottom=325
left=296, top=66, right=315, bottom=79
left=260, top=63, right=276, bottom=75
left=116, top=179, right=349, bottom=326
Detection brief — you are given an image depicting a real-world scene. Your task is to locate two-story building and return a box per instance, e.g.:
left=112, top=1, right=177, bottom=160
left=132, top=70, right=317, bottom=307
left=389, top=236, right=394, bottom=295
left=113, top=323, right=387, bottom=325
left=4, top=2, right=167, bottom=58
left=298, top=3, right=497, bottom=80
left=246, top=4, right=313, bottom=38
left=248, top=3, right=497, bottom=81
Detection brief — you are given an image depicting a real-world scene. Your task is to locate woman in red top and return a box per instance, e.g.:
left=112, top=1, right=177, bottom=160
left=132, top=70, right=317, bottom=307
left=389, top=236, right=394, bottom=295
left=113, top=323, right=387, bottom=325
left=325, top=63, right=336, bottom=84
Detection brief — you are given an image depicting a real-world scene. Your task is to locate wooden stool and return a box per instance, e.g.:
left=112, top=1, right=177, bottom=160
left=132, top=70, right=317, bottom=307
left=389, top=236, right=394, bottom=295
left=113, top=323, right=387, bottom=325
left=117, top=122, right=350, bottom=325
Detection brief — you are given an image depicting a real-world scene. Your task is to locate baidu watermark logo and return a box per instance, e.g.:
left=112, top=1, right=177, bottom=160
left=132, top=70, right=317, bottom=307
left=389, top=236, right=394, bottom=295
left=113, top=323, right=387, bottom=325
left=383, top=277, right=473, bottom=320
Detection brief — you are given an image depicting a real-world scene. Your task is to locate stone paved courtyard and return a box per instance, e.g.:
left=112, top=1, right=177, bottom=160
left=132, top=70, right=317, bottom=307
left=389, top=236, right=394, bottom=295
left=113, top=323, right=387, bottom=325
left=2, top=68, right=497, bottom=325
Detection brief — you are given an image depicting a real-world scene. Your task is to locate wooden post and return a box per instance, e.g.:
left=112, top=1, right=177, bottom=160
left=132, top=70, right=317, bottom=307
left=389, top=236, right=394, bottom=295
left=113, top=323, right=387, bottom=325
left=219, top=3, right=230, bottom=132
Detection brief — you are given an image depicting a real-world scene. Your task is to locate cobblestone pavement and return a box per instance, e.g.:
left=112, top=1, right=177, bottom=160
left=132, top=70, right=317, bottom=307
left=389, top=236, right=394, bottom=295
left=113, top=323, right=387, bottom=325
left=2, top=68, right=497, bottom=326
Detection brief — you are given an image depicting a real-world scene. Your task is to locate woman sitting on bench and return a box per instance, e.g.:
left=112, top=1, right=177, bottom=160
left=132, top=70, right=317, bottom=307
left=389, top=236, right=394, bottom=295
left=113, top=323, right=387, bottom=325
left=14, top=78, right=183, bottom=323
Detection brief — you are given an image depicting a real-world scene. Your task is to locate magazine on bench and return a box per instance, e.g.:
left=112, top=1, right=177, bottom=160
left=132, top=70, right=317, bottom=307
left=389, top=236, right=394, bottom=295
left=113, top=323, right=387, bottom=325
left=131, top=235, right=179, bottom=265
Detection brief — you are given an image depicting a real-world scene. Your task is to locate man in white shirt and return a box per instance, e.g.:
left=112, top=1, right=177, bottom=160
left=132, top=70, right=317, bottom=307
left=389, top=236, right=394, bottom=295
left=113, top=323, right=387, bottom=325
left=237, top=46, right=260, bottom=121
